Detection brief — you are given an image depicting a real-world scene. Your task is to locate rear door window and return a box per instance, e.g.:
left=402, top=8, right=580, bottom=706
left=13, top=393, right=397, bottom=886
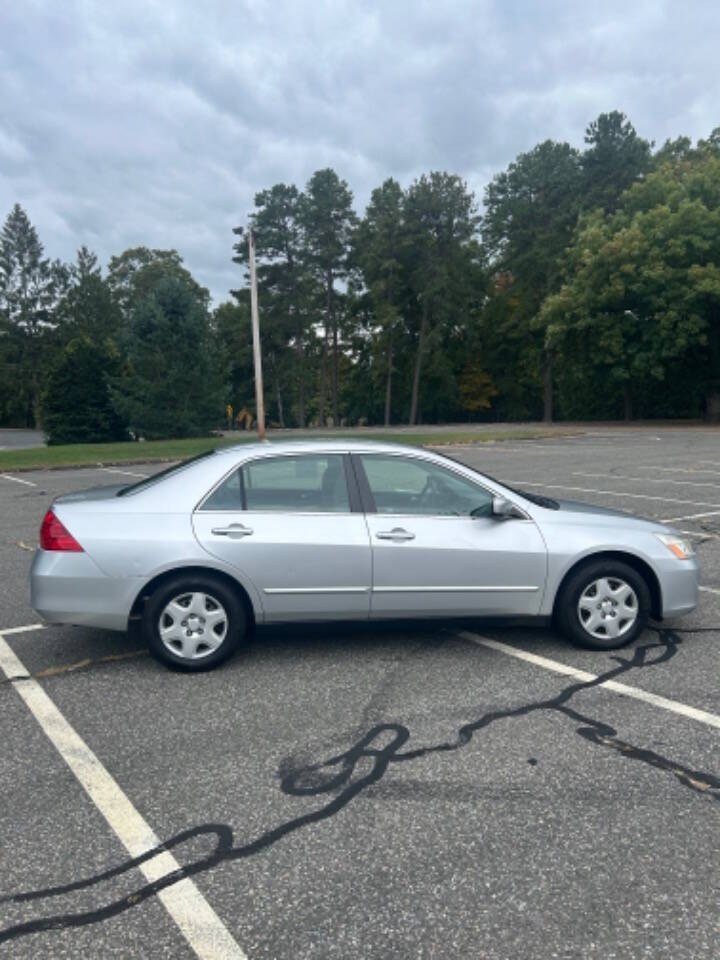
left=200, top=454, right=351, bottom=513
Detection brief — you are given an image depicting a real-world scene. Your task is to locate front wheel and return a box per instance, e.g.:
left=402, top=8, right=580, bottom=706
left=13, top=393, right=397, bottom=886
left=555, top=560, right=651, bottom=651
left=142, top=575, right=247, bottom=670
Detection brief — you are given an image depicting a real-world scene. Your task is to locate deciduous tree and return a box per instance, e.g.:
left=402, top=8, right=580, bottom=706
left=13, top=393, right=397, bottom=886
left=107, top=247, right=209, bottom=317
left=543, top=139, right=720, bottom=420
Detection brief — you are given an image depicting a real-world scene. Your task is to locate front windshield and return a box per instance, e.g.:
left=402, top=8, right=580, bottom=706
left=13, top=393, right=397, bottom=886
left=116, top=450, right=216, bottom=496
left=434, top=452, right=560, bottom=510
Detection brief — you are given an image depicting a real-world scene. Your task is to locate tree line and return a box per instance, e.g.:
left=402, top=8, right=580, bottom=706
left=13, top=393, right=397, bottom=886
left=1, top=110, right=719, bottom=443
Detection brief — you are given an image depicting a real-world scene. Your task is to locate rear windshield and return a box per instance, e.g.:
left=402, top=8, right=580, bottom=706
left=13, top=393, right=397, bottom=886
left=116, top=450, right=215, bottom=496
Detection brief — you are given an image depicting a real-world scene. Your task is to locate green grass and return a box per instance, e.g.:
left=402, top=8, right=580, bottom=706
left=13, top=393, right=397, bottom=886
left=0, top=429, right=571, bottom=472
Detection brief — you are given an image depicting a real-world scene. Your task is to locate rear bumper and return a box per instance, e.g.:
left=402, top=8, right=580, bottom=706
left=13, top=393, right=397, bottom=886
left=30, top=549, right=142, bottom=633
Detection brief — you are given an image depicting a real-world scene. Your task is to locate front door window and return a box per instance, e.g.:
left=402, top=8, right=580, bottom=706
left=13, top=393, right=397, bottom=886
left=359, top=454, right=494, bottom=517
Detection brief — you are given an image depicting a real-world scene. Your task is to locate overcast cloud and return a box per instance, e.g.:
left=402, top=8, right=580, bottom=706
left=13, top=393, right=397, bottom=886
left=1, top=0, right=719, bottom=304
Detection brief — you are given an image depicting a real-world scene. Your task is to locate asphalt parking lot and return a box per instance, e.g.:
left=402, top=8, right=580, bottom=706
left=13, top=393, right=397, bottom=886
left=1, top=428, right=719, bottom=959
left=0, top=429, right=45, bottom=451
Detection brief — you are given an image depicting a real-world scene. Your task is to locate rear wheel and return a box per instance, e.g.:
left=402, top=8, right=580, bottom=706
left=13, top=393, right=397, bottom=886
left=555, top=560, right=651, bottom=651
left=142, top=575, right=246, bottom=670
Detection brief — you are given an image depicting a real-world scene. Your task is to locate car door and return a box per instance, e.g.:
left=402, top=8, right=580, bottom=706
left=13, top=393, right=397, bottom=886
left=353, top=453, right=547, bottom=618
left=192, top=452, right=371, bottom=621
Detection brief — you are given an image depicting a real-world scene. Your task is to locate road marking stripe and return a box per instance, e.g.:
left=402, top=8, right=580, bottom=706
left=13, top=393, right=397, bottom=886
left=661, top=510, right=720, bottom=522
left=0, top=636, right=247, bottom=960
left=506, top=480, right=720, bottom=509
left=676, top=529, right=720, bottom=540
left=573, top=472, right=720, bottom=490
left=699, top=585, right=720, bottom=596
left=0, top=623, right=45, bottom=636
left=636, top=466, right=720, bottom=477
left=0, top=474, right=37, bottom=487
left=458, top=632, right=720, bottom=731
left=100, top=467, right=148, bottom=478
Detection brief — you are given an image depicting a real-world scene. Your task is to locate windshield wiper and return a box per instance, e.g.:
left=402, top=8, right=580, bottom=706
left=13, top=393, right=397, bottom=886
left=510, top=488, right=560, bottom=510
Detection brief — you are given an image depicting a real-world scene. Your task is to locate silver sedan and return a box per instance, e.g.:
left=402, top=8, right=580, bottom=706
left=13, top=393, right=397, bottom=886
left=30, top=440, right=699, bottom=670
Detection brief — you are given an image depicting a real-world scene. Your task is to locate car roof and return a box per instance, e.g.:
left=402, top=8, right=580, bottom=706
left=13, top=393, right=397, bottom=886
left=214, top=438, right=430, bottom=457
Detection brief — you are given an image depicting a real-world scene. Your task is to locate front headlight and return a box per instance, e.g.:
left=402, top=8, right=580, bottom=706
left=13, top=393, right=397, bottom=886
left=656, top=533, right=695, bottom=560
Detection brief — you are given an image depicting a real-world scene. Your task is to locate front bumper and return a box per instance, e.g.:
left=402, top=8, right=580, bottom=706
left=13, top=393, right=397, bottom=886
left=657, top=557, right=699, bottom=619
left=30, top=549, right=142, bottom=633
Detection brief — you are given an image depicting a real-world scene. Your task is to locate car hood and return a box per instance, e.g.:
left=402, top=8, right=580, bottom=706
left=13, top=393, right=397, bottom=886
left=54, top=483, right=127, bottom=503
left=548, top=498, right=666, bottom=530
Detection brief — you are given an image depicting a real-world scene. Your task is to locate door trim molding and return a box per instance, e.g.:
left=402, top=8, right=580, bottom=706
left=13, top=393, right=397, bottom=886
left=264, top=586, right=370, bottom=595
left=372, top=585, right=539, bottom=593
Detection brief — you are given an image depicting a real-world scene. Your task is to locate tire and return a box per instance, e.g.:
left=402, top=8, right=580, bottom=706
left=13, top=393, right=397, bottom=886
left=142, top=574, right=247, bottom=671
left=555, top=560, right=651, bottom=651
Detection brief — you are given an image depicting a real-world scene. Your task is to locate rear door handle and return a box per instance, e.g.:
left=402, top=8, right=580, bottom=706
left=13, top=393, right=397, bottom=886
left=376, top=527, right=415, bottom=542
left=211, top=523, right=254, bottom=538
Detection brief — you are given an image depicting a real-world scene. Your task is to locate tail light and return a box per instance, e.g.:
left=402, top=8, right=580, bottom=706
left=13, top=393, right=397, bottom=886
left=40, top=510, right=84, bottom=552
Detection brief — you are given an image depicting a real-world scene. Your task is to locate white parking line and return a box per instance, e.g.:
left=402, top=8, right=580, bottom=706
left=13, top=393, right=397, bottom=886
left=573, top=472, right=720, bottom=490
left=459, top=632, right=720, bottom=730
left=636, top=466, right=720, bottom=477
left=100, top=468, right=148, bottom=478
left=699, top=585, right=720, bottom=597
left=0, top=623, right=45, bottom=636
left=506, top=480, right=720, bottom=510
left=0, top=474, right=37, bottom=487
left=661, top=510, right=720, bottom=523
left=0, top=634, right=247, bottom=960
left=676, top=529, right=720, bottom=540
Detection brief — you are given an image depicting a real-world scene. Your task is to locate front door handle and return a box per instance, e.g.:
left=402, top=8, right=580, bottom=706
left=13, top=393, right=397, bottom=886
left=211, top=523, right=254, bottom=538
left=376, top=527, right=415, bottom=542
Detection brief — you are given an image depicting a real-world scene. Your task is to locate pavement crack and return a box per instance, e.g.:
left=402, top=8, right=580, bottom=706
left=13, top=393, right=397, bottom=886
left=33, top=651, right=148, bottom=678
left=1, top=628, right=717, bottom=946
left=0, top=651, right=147, bottom=686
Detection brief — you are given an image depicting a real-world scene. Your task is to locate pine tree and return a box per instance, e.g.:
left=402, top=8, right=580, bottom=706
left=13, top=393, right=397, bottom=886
left=0, top=204, right=67, bottom=424
left=232, top=184, right=314, bottom=427
left=354, top=178, right=407, bottom=425
left=110, top=277, right=222, bottom=438
left=300, top=170, right=356, bottom=425
left=582, top=111, right=652, bottom=214
left=57, top=246, right=121, bottom=344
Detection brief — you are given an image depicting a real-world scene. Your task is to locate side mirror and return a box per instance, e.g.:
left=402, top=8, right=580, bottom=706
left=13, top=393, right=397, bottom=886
left=492, top=496, right=523, bottom=519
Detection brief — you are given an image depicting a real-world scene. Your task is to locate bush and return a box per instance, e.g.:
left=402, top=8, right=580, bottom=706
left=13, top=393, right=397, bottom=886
left=41, top=337, right=128, bottom=445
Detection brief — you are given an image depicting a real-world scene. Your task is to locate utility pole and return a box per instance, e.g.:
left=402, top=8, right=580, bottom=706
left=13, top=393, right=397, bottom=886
left=248, top=227, right=266, bottom=440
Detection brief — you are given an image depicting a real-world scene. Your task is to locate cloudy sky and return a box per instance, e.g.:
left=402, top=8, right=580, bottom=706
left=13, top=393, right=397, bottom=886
left=2, top=0, right=719, bottom=304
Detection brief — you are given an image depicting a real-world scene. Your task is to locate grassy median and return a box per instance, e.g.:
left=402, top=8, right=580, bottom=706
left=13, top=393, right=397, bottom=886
left=0, top=429, right=572, bottom=471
